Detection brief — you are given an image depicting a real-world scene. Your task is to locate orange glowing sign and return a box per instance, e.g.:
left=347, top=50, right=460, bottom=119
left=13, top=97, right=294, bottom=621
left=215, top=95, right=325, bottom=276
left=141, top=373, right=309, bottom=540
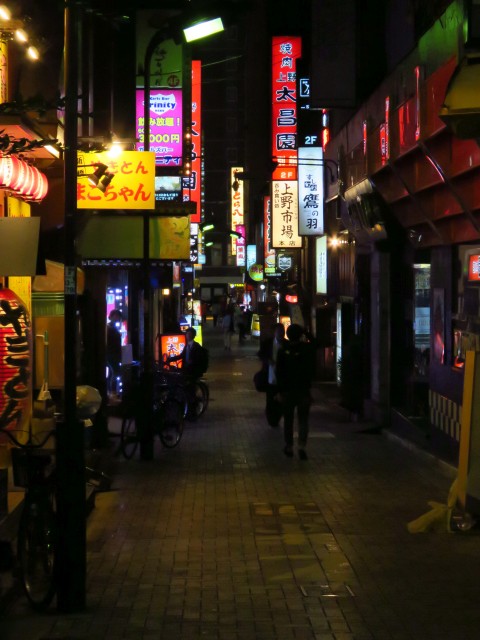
left=160, top=333, right=186, bottom=367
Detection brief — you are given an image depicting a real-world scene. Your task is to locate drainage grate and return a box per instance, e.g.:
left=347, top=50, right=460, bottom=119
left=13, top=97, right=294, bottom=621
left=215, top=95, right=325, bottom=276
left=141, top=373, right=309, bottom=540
left=299, top=582, right=356, bottom=598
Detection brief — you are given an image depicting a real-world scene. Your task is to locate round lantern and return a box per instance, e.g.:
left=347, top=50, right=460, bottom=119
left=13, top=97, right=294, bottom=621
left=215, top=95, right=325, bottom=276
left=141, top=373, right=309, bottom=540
left=0, top=287, right=32, bottom=438
left=29, top=166, right=48, bottom=202
left=20, top=162, right=36, bottom=199
left=9, top=156, right=27, bottom=194
left=0, top=156, right=7, bottom=187
left=0, top=155, right=14, bottom=190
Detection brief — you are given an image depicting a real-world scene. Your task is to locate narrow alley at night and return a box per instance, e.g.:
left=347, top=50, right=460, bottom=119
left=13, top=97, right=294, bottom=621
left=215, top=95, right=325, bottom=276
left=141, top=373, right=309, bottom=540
left=2, top=324, right=479, bottom=640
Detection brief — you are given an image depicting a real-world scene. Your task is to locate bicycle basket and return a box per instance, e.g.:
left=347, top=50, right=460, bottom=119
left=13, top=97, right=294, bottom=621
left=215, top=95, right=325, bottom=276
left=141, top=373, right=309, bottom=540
left=155, top=370, right=184, bottom=388
left=11, top=448, right=53, bottom=488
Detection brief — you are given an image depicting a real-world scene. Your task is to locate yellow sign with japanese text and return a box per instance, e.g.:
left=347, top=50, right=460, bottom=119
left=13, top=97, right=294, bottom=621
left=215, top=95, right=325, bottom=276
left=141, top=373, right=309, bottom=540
left=77, top=151, right=156, bottom=210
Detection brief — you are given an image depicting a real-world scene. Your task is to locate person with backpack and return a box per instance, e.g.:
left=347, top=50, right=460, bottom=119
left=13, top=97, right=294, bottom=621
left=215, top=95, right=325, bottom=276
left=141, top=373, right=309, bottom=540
left=275, top=323, right=316, bottom=460
left=167, top=327, right=208, bottom=378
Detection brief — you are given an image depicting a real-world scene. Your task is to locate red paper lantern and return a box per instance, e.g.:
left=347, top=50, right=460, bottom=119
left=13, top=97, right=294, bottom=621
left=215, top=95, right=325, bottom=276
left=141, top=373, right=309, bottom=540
left=0, top=156, right=49, bottom=203
left=0, top=287, right=32, bottom=438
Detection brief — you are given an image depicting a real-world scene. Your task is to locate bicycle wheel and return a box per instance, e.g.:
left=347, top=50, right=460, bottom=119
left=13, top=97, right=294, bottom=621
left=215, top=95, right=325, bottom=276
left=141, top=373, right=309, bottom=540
left=196, top=380, right=209, bottom=417
left=121, top=416, right=139, bottom=459
left=188, top=380, right=209, bottom=420
left=170, top=384, right=189, bottom=419
left=17, top=497, right=57, bottom=611
left=158, top=397, right=184, bottom=448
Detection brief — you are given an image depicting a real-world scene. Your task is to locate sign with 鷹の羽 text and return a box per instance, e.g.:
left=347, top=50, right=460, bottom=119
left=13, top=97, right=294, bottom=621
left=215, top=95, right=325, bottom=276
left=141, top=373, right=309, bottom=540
left=298, top=146, right=324, bottom=235
left=77, top=151, right=155, bottom=210
left=271, top=180, right=302, bottom=249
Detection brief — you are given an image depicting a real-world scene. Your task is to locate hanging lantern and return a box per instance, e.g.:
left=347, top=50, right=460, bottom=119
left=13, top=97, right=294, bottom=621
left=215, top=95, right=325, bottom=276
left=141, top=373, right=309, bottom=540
left=0, top=156, right=49, bottom=203
left=0, top=287, right=32, bottom=439
left=9, top=156, right=27, bottom=194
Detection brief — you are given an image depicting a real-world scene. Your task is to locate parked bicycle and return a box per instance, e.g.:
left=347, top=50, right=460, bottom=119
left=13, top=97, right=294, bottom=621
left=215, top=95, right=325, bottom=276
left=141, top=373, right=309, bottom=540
left=161, top=357, right=209, bottom=421
left=120, top=366, right=188, bottom=459
left=1, top=425, right=57, bottom=611
left=0, top=385, right=102, bottom=611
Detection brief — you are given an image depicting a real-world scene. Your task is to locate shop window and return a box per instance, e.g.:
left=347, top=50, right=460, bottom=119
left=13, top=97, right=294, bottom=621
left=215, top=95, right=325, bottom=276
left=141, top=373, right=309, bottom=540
left=413, top=263, right=431, bottom=377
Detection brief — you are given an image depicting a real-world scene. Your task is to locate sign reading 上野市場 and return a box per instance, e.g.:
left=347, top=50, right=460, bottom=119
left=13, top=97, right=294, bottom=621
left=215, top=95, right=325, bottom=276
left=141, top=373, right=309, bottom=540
left=271, top=180, right=302, bottom=249
left=77, top=151, right=155, bottom=210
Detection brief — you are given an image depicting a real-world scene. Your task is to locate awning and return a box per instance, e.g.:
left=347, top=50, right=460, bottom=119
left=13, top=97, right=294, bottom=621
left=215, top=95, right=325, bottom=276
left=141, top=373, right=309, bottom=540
left=439, top=54, right=480, bottom=139
left=0, top=115, right=59, bottom=163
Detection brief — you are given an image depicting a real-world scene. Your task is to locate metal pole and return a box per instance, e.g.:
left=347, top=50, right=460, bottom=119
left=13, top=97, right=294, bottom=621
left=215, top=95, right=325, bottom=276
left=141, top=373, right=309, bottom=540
left=56, top=0, right=86, bottom=612
left=138, top=33, right=164, bottom=460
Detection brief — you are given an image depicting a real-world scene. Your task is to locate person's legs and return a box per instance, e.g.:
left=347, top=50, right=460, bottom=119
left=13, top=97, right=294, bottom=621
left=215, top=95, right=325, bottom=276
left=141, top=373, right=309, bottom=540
left=282, top=394, right=295, bottom=455
left=265, top=385, right=281, bottom=427
left=297, top=392, right=312, bottom=456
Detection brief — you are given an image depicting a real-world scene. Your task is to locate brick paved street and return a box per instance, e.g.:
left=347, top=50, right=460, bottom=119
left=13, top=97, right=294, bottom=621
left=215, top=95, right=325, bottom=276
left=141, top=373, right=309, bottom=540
left=2, top=324, right=479, bottom=639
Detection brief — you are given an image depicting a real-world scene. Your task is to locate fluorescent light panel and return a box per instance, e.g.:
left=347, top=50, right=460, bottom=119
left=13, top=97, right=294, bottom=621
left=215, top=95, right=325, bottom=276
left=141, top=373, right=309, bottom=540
left=183, top=17, right=224, bottom=43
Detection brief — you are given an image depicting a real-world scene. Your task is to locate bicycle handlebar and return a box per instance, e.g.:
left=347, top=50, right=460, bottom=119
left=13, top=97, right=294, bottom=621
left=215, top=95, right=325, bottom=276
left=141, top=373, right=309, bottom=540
left=0, top=426, right=56, bottom=449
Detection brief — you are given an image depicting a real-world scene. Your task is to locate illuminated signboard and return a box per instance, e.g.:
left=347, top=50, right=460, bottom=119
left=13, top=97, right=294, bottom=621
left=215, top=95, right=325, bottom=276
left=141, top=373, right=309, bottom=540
left=271, top=180, right=302, bottom=249
left=183, top=60, right=202, bottom=223
left=135, top=89, right=183, bottom=167
left=316, top=235, right=327, bottom=294
left=298, top=146, right=324, bottom=235
left=468, top=254, right=480, bottom=282
left=236, top=224, right=246, bottom=267
left=77, top=151, right=155, bottom=210
left=263, top=195, right=277, bottom=276
left=231, top=166, right=244, bottom=255
left=246, top=244, right=256, bottom=270
left=155, top=175, right=182, bottom=202
left=160, top=333, right=186, bottom=367
left=271, top=36, right=302, bottom=179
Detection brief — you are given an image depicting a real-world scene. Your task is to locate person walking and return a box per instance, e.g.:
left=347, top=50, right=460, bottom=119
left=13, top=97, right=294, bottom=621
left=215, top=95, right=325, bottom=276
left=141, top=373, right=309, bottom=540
left=211, top=300, right=220, bottom=327
left=222, top=304, right=234, bottom=350
left=257, top=322, right=286, bottom=427
left=276, top=323, right=316, bottom=460
left=234, top=303, right=246, bottom=344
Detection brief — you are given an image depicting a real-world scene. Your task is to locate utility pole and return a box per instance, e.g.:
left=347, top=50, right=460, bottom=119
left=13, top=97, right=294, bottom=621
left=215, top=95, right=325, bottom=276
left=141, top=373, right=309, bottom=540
left=56, top=0, right=86, bottom=612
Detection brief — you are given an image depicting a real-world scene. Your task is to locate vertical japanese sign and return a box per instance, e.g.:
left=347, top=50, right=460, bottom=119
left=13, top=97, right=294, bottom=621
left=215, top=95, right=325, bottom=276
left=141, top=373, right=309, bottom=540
left=235, top=224, right=246, bottom=267
left=316, top=235, right=327, bottom=294
left=184, top=60, right=202, bottom=223
left=298, top=147, right=324, bottom=235
left=231, top=166, right=244, bottom=255
left=0, top=42, right=7, bottom=104
left=271, top=180, right=302, bottom=249
left=136, top=89, right=183, bottom=167
left=272, top=36, right=302, bottom=179
left=264, top=195, right=277, bottom=276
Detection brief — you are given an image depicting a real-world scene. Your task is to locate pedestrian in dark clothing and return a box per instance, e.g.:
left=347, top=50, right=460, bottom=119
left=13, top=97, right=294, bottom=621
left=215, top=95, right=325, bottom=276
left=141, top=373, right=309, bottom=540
left=276, top=323, right=316, bottom=460
left=257, top=322, right=286, bottom=427
left=167, top=327, right=204, bottom=378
